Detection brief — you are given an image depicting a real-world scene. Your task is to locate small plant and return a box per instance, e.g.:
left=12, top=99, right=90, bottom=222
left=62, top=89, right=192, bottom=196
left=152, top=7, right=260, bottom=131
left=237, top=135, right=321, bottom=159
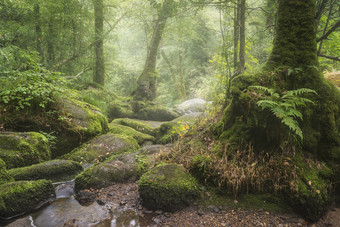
left=250, top=86, right=317, bottom=142
left=172, top=121, right=190, bottom=138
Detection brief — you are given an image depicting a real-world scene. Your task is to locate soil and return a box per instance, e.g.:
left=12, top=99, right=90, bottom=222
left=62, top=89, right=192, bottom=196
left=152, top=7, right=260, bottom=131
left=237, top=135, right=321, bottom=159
left=84, top=182, right=340, bottom=227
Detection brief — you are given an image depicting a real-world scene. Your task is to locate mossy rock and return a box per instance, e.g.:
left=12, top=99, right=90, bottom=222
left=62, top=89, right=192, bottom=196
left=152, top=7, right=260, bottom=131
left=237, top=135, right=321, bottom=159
left=0, top=159, right=13, bottom=185
left=286, top=154, right=333, bottom=222
left=108, top=99, right=134, bottom=121
left=74, top=152, right=140, bottom=192
left=108, top=123, right=155, bottom=145
left=174, top=98, right=211, bottom=115
left=135, top=105, right=180, bottom=121
left=138, top=163, right=200, bottom=212
left=7, top=160, right=83, bottom=182
left=0, top=180, right=55, bottom=219
left=52, top=98, right=108, bottom=157
left=79, top=85, right=118, bottom=116
left=63, top=134, right=139, bottom=163
left=111, top=118, right=158, bottom=136
left=0, top=132, right=51, bottom=169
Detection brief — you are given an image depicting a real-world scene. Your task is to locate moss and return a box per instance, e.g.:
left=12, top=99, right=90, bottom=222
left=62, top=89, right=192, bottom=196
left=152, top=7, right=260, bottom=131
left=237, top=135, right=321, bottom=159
left=286, top=153, right=333, bottom=222
left=138, top=163, right=200, bottom=211
left=108, top=123, right=155, bottom=145
left=111, top=118, right=156, bottom=136
left=135, top=104, right=180, bottom=121
left=7, top=159, right=83, bottom=182
left=0, top=180, right=55, bottom=219
left=63, top=133, right=139, bottom=163
left=107, top=98, right=134, bottom=120
left=190, top=155, right=213, bottom=182
left=157, top=122, right=179, bottom=144
left=0, top=132, right=51, bottom=169
left=0, top=159, right=13, bottom=185
left=74, top=152, right=140, bottom=192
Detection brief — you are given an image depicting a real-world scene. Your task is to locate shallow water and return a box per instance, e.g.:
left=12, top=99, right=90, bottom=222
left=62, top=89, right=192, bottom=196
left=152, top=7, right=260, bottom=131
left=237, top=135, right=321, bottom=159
left=2, top=181, right=140, bottom=227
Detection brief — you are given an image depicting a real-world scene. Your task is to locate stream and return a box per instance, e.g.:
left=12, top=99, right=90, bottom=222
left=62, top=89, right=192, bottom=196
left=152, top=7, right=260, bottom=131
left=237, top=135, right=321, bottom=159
left=1, top=181, right=140, bottom=227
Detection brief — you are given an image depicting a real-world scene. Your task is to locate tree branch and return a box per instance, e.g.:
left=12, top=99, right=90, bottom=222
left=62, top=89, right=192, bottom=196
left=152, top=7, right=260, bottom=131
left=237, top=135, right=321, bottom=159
left=318, top=53, right=340, bottom=61
left=317, top=20, right=340, bottom=42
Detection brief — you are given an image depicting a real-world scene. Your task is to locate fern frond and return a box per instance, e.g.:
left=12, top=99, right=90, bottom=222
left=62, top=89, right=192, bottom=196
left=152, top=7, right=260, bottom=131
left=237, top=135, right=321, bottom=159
left=256, top=100, right=279, bottom=109
left=250, top=86, right=276, bottom=96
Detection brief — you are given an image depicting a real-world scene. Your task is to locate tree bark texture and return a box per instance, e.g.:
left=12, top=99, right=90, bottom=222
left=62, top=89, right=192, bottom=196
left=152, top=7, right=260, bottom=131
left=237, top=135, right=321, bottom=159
left=34, top=3, right=43, bottom=63
left=93, top=0, right=105, bottom=86
left=134, top=0, right=171, bottom=101
left=239, top=0, right=246, bottom=74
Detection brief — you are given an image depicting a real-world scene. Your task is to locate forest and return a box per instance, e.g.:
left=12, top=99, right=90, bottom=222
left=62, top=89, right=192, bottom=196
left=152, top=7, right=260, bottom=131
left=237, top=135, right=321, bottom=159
left=0, top=0, right=340, bottom=226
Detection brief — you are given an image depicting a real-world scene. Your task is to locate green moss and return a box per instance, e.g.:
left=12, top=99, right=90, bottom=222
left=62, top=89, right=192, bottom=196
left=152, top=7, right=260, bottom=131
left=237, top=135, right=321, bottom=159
left=190, top=155, right=213, bottom=182
left=7, top=159, right=83, bottom=182
left=0, top=159, right=13, bottom=185
left=107, top=99, right=134, bottom=120
left=0, top=132, right=51, bottom=169
left=286, top=153, right=333, bottom=222
left=138, top=163, right=200, bottom=211
left=108, top=123, right=155, bottom=145
left=0, top=180, right=55, bottom=218
left=135, top=104, right=180, bottom=121
left=63, top=134, right=139, bottom=163
left=111, top=118, right=156, bottom=136
left=74, top=152, right=140, bottom=192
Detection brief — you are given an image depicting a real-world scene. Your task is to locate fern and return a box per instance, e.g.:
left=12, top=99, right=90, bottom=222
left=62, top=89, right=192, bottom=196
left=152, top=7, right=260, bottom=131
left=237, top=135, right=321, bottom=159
left=250, top=86, right=316, bottom=142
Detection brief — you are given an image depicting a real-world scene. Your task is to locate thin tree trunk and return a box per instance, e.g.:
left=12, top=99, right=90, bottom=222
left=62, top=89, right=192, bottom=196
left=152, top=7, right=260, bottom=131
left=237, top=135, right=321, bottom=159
left=134, top=0, right=171, bottom=101
left=239, top=0, right=246, bottom=74
left=233, top=0, right=240, bottom=71
left=47, top=19, right=55, bottom=67
left=34, top=3, right=43, bottom=63
left=178, top=50, right=187, bottom=101
left=93, top=0, right=105, bottom=86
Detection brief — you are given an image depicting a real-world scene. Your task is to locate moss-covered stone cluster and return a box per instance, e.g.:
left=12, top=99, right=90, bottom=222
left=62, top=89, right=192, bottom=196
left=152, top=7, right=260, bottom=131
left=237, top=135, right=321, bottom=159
left=63, top=133, right=139, bottom=163
left=0, top=132, right=51, bottom=169
left=7, top=160, right=83, bottom=182
left=109, top=123, right=155, bottom=145
left=0, top=159, right=13, bottom=185
left=138, top=163, right=200, bottom=211
left=0, top=180, right=55, bottom=219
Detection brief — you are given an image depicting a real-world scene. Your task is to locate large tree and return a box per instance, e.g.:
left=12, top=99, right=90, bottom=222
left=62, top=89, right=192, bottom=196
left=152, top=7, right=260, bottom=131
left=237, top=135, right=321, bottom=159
left=223, top=0, right=340, bottom=160
left=134, top=0, right=173, bottom=101
left=93, top=0, right=105, bottom=86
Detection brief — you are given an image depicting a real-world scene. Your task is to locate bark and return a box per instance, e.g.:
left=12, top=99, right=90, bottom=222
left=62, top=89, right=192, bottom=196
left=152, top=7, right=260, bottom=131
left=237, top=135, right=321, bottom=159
left=239, top=0, right=246, bottom=74
left=233, top=0, right=240, bottom=71
left=47, top=19, right=55, bottom=66
left=134, top=0, right=171, bottom=101
left=34, top=3, right=43, bottom=62
left=93, top=0, right=105, bottom=86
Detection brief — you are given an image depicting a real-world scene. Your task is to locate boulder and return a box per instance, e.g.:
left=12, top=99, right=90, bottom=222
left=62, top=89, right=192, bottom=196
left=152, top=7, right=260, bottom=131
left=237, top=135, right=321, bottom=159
left=174, top=98, right=211, bottom=115
left=63, top=134, right=139, bottom=163
left=74, top=153, right=140, bottom=192
left=0, top=132, right=51, bottom=169
left=138, top=163, right=200, bottom=211
left=52, top=98, right=108, bottom=157
left=109, top=123, right=155, bottom=145
left=0, top=180, right=55, bottom=219
left=111, top=118, right=158, bottom=136
left=0, top=159, right=13, bottom=185
left=7, top=160, right=83, bottom=182
left=135, top=105, right=180, bottom=121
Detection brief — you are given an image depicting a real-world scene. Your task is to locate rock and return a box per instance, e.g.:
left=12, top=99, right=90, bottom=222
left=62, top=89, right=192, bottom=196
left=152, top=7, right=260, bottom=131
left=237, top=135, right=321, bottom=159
left=174, top=98, right=211, bottom=115
left=63, top=134, right=139, bottom=163
left=96, top=199, right=106, bottom=205
left=7, top=159, right=83, bottom=182
left=138, top=163, right=200, bottom=212
left=0, top=158, right=13, bottom=185
left=135, top=105, right=180, bottom=121
left=52, top=98, right=108, bottom=157
left=75, top=189, right=96, bottom=205
left=0, top=180, right=55, bottom=218
left=111, top=118, right=158, bottom=136
left=63, top=218, right=81, bottom=227
left=108, top=123, right=155, bottom=145
left=107, top=192, right=115, bottom=197
left=74, top=152, right=140, bottom=192
left=0, top=132, right=51, bottom=169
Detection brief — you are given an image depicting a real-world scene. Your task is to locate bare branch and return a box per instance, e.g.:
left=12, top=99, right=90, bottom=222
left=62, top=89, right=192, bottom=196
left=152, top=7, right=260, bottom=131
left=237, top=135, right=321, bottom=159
left=318, top=53, right=340, bottom=61
left=317, top=20, right=340, bottom=42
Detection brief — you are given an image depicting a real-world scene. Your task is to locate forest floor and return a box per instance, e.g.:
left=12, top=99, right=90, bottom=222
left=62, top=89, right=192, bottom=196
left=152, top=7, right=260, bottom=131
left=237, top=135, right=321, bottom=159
left=90, top=182, right=340, bottom=227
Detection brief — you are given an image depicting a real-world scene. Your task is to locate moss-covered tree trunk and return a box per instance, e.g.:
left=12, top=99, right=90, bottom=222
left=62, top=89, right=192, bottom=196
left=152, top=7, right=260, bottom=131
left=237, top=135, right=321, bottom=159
left=93, top=0, right=105, bottom=86
left=223, top=0, right=340, bottom=161
left=134, top=0, right=171, bottom=101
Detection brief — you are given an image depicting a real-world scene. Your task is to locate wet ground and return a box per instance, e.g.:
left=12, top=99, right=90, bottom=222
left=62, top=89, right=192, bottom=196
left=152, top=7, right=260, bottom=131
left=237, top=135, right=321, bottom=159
left=3, top=182, right=339, bottom=227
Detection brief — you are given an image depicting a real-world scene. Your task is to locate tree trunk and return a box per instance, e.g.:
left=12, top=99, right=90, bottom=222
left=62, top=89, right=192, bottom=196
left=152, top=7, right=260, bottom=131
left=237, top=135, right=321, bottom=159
left=47, top=19, right=55, bottom=67
left=239, top=0, right=246, bottom=74
left=134, top=0, right=171, bottom=101
left=233, top=1, right=240, bottom=71
left=224, top=0, right=340, bottom=160
left=93, top=0, right=105, bottom=86
left=34, top=3, right=43, bottom=63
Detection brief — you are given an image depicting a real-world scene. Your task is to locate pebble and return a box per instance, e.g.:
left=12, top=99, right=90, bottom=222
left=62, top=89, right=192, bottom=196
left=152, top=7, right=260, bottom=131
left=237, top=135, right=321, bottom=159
left=107, top=192, right=115, bottom=197
left=96, top=199, right=106, bottom=205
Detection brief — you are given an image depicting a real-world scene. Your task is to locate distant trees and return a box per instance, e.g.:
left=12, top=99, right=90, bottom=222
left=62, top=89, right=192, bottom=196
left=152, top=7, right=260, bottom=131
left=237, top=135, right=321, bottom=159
left=93, top=0, right=105, bottom=86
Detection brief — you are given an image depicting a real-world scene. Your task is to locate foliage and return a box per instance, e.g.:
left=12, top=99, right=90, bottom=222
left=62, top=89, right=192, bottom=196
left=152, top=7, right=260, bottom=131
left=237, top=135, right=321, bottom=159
left=0, top=46, right=66, bottom=111
left=250, top=86, right=316, bottom=142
